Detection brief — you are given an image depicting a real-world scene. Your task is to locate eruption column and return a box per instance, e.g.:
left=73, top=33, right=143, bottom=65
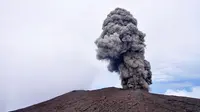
left=95, top=8, right=152, bottom=90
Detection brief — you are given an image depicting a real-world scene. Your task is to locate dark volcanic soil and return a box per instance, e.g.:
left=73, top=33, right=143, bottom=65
left=12, top=87, right=200, bottom=112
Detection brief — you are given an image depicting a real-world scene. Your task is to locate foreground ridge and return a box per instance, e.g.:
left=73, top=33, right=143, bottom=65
left=12, top=87, right=200, bottom=112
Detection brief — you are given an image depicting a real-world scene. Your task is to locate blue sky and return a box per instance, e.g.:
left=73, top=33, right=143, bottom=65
left=1, top=0, right=200, bottom=112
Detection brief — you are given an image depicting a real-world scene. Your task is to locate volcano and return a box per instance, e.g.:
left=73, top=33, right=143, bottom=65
left=12, top=87, right=200, bottom=112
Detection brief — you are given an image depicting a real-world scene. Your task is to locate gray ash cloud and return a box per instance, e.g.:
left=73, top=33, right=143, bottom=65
left=95, top=8, right=152, bottom=90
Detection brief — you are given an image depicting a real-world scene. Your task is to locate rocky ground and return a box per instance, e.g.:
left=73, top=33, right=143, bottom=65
left=12, top=87, right=200, bottom=112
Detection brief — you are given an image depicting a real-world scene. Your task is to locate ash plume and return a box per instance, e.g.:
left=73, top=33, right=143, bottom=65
left=95, top=8, right=152, bottom=90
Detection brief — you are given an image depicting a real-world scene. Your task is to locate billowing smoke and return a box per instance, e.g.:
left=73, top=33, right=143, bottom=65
left=95, top=8, right=152, bottom=91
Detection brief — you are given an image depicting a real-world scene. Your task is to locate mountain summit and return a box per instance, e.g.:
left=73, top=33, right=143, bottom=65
left=12, top=87, right=200, bottom=112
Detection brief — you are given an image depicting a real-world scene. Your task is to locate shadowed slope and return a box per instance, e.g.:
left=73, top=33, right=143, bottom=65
left=12, top=87, right=200, bottom=112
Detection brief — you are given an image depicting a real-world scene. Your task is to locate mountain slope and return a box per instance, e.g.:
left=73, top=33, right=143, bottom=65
left=12, top=87, right=200, bottom=112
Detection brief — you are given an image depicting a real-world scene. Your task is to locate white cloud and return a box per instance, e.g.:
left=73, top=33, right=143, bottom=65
left=165, top=86, right=200, bottom=98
